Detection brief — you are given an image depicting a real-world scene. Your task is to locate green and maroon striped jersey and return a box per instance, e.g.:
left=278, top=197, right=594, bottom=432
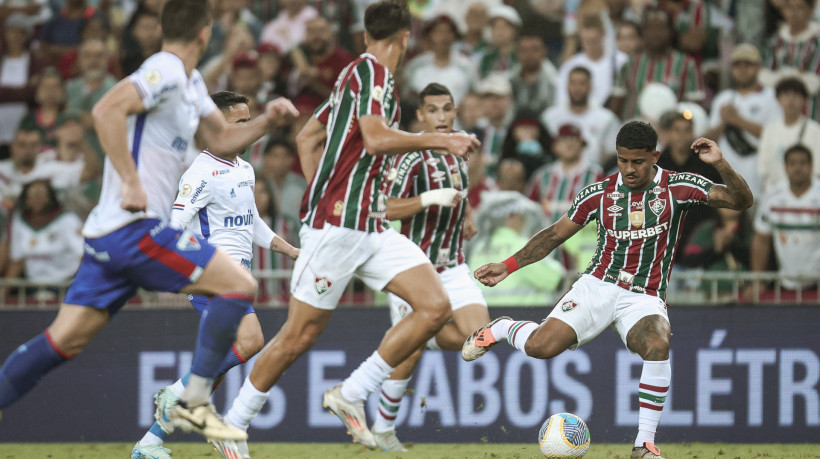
left=567, top=167, right=714, bottom=299
left=525, top=160, right=604, bottom=223
left=613, top=50, right=704, bottom=114
left=388, top=150, right=469, bottom=272
left=764, top=26, right=820, bottom=121
left=301, top=53, right=401, bottom=233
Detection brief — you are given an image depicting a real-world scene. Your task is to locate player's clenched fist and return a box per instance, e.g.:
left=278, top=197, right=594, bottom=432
left=446, top=132, right=480, bottom=158
left=266, top=98, right=300, bottom=127
left=474, top=262, right=510, bottom=287
left=691, top=137, right=724, bottom=165
left=120, top=179, right=148, bottom=212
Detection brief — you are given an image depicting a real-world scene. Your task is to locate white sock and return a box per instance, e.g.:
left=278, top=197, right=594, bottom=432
left=371, top=378, right=410, bottom=433
left=634, top=359, right=671, bottom=447
left=340, top=351, right=395, bottom=402
left=168, top=379, right=185, bottom=397
left=181, top=374, right=213, bottom=406
left=225, top=376, right=270, bottom=431
left=489, top=318, right=512, bottom=341
left=492, top=320, right=538, bottom=356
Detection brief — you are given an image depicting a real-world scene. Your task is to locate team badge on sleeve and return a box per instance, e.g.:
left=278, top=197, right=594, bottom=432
left=180, top=184, right=192, bottom=197
left=145, top=69, right=162, bottom=86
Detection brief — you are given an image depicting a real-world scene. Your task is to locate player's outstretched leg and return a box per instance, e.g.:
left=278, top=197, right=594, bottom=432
left=461, top=316, right=514, bottom=361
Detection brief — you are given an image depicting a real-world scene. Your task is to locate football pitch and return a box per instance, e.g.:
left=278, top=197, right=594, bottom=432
left=2, top=443, right=820, bottom=458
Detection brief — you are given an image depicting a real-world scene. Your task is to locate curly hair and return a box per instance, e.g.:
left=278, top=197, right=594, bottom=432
left=616, top=120, right=657, bottom=152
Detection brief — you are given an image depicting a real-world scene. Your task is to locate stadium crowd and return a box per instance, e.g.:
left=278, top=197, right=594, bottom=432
left=0, top=0, right=818, bottom=303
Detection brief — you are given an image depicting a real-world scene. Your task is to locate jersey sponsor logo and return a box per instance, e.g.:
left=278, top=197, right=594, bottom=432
left=561, top=300, right=578, bottom=312
left=223, top=209, right=254, bottom=228
left=606, top=221, right=669, bottom=240
left=84, top=243, right=110, bottom=262
left=672, top=173, right=710, bottom=188
left=617, top=270, right=635, bottom=285
left=176, top=230, right=201, bottom=252
left=607, top=191, right=625, bottom=200
left=237, top=180, right=252, bottom=188
left=607, top=205, right=623, bottom=212
left=230, top=188, right=236, bottom=198
left=212, top=169, right=230, bottom=176
left=387, top=167, right=398, bottom=181
left=431, top=170, right=446, bottom=183
left=180, top=184, right=193, bottom=197
left=573, top=182, right=605, bottom=206
left=649, top=198, right=666, bottom=216
left=425, top=158, right=440, bottom=167
left=171, top=137, right=187, bottom=152
left=651, top=186, right=666, bottom=195
left=333, top=200, right=344, bottom=216
left=190, top=180, right=207, bottom=203
left=315, top=276, right=332, bottom=295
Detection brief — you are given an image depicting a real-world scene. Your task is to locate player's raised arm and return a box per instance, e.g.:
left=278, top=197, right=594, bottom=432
left=250, top=205, right=300, bottom=260
left=91, top=79, right=148, bottom=212
left=359, top=115, right=479, bottom=157
left=691, top=137, right=754, bottom=210
left=197, top=98, right=300, bottom=156
left=295, top=112, right=328, bottom=184
left=474, top=216, right=582, bottom=287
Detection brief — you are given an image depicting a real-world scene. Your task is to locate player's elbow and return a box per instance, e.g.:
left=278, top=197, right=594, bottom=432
left=362, top=135, right=387, bottom=155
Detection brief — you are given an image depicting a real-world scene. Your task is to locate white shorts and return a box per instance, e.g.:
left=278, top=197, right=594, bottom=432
left=547, top=274, right=670, bottom=352
left=291, top=224, right=429, bottom=310
left=388, top=263, right=487, bottom=326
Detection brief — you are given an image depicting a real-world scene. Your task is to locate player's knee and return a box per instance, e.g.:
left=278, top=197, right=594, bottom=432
left=236, top=331, right=265, bottom=359
left=642, top=336, right=670, bottom=361
left=56, top=336, right=91, bottom=358
left=524, top=339, right=563, bottom=360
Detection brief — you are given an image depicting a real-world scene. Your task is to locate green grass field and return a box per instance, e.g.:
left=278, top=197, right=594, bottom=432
left=2, top=443, right=819, bottom=458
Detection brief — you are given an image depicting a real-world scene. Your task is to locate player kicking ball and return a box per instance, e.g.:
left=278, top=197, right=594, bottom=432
left=131, top=91, right=299, bottom=459
left=463, top=123, right=753, bottom=459
left=0, top=0, right=298, bottom=445
left=339, top=82, right=490, bottom=451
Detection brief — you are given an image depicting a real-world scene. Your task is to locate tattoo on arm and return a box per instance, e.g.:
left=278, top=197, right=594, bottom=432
left=710, top=159, right=753, bottom=210
left=512, top=225, right=563, bottom=268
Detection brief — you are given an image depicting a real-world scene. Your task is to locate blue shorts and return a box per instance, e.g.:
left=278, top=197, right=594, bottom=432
left=64, top=219, right=217, bottom=314
left=187, top=294, right=255, bottom=315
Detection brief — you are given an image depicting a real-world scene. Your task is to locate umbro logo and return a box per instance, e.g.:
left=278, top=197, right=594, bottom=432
left=607, top=205, right=623, bottom=212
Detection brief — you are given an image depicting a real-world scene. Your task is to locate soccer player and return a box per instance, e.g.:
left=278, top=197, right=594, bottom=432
left=354, top=82, right=491, bottom=451
left=131, top=91, right=299, bottom=459
left=463, top=122, right=753, bottom=459
left=221, top=0, right=479, bottom=452
left=0, top=0, right=298, bottom=442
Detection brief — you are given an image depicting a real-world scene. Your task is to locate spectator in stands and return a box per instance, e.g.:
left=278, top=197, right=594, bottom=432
left=39, top=0, right=101, bottom=66
left=202, top=22, right=256, bottom=92
left=468, top=191, right=563, bottom=306
left=475, top=4, right=520, bottom=78
left=615, top=20, right=642, bottom=57
left=0, top=0, right=51, bottom=27
left=260, top=0, right=318, bottom=54
left=466, top=148, right=497, bottom=210
left=228, top=53, right=263, bottom=112
left=526, top=123, right=603, bottom=224
left=202, top=0, right=263, bottom=65
left=18, top=67, right=65, bottom=150
left=119, top=6, right=161, bottom=76
left=509, top=32, right=558, bottom=116
left=761, top=0, right=820, bottom=122
left=609, top=8, right=704, bottom=119
left=258, top=139, right=307, bottom=223
left=704, top=44, right=780, bottom=199
left=65, top=38, right=117, bottom=132
left=5, top=180, right=84, bottom=298
left=679, top=207, right=752, bottom=296
left=541, top=66, right=620, bottom=166
left=495, top=158, right=527, bottom=193
left=0, top=13, right=43, bottom=159
left=256, top=42, right=286, bottom=102
left=455, top=91, right=485, bottom=141
left=500, top=115, right=552, bottom=179
left=56, top=15, right=115, bottom=80
left=455, top=1, right=489, bottom=57
left=557, top=14, right=627, bottom=108
left=758, top=77, right=820, bottom=191
left=0, top=128, right=40, bottom=210
left=402, top=14, right=475, bottom=106
left=290, top=16, right=353, bottom=112
left=476, top=73, right=515, bottom=177
left=751, top=144, right=820, bottom=297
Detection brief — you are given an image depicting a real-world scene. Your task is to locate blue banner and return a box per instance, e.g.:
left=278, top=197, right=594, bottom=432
left=0, top=307, right=817, bottom=443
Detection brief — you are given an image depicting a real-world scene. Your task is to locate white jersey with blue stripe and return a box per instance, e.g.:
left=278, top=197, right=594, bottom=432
left=83, top=51, right=217, bottom=238
left=170, top=151, right=275, bottom=266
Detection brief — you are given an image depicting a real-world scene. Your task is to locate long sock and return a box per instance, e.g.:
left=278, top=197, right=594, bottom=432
left=216, top=344, right=246, bottom=376
left=225, top=377, right=269, bottom=431
left=185, top=293, right=253, bottom=404
left=0, top=331, right=70, bottom=409
left=340, top=351, right=395, bottom=403
left=490, top=320, right=538, bottom=356
left=635, top=359, right=671, bottom=447
left=372, top=378, right=410, bottom=433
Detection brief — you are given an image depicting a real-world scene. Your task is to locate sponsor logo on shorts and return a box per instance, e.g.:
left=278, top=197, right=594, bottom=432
left=561, top=300, right=578, bottom=312
left=315, top=276, right=332, bottom=295
left=84, top=243, right=110, bottom=262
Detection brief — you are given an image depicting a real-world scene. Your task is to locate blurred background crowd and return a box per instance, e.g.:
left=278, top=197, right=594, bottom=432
left=0, top=0, right=818, bottom=304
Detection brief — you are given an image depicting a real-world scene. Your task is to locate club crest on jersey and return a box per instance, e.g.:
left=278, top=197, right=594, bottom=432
left=649, top=198, right=666, bottom=216
left=315, top=276, right=332, bottom=295
left=629, top=211, right=645, bottom=228
left=175, top=230, right=201, bottom=252
left=607, top=191, right=625, bottom=200
left=561, top=300, right=578, bottom=312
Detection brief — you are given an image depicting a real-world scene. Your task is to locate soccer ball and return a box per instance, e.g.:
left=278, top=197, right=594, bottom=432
left=538, top=412, right=591, bottom=458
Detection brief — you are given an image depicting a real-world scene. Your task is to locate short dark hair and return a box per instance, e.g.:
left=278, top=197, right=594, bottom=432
left=616, top=121, right=657, bottom=151
left=160, top=0, right=213, bottom=43
left=775, top=77, right=808, bottom=99
left=784, top=144, right=813, bottom=164
left=365, top=0, right=411, bottom=40
left=264, top=138, right=295, bottom=156
left=568, top=66, right=591, bottom=80
left=211, top=91, right=248, bottom=113
left=418, top=83, right=454, bottom=108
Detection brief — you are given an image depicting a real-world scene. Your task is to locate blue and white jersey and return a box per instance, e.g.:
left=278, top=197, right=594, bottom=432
left=83, top=52, right=217, bottom=238
left=170, top=151, right=276, bottom=266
